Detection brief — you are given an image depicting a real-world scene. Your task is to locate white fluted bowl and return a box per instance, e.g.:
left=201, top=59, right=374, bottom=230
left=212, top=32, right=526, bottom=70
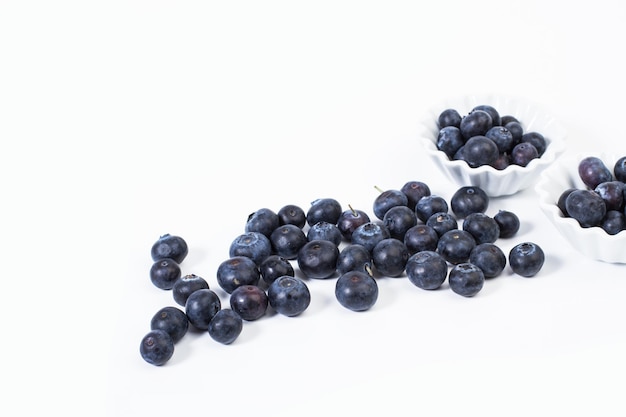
left=419, top=94, right=566, bottom=197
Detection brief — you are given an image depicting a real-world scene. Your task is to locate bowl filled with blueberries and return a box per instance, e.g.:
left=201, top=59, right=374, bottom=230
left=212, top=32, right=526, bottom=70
left=419, top=94, right=567, bottom=197
left=536, top=152, right=626, bottom=264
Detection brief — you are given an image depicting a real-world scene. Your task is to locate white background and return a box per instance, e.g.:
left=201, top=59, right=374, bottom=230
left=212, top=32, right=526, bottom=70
left=2, top=1, right=626, bottom=416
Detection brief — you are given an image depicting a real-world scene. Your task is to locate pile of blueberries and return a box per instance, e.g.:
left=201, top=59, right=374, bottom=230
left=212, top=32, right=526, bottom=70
left=558, top=155, right=626, bottom=234
left=139, top=181, right=545, bottom=366
left=436, top=104, right=548, bottom=169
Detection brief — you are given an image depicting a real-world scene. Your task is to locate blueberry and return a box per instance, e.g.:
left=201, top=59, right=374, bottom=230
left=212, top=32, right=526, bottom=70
left=460, top=109, right=493, bottom=140
left=149, top=258, right=181, bottom=290
left=185, top=288, right=221, bottom=330
left=578, top=156, right=613, bottom=189
left=594, top=181, right=624, bottom=211
left=557, top=188, right=577, bottom=216
left=436, top=126, right=465, bottom=159
left=371, top=238, right=409, bottom=278
left=229, top=285, right=269, bottom=321
left=336, top=206, right=371, bottom=242
left=351, top=221, right=391, bottom=254
left=504, top=121, right=524, bottom=144
left=277, top=204, right=307, bottom=228
left=400, top=180, right=431, bottom=211
left=267, top=276, right=311, bottom=317
left=208, top=309, right=243, bottom=345
left=485, top=126, right=514, bottom=153
left=259, top=255, right=294, bottom=286
left=296, top=239, right=340, bottom=279
left=270, top=224, right=308, bottom=260
left=140, top=329, right=175, bottom=366
left=307, top=221, right=343, bottom=246
left=614, top=156, right=626, bottom=182
left=450, top=186, right=489, bottom=219
left=493, top=210, right=520, bottom=238
left=172, top=273, right=209, bottom=307
left=150, top=306, right=189, bottom=343
left=508, top=242, right=545, bottom=277
left=373, top=188, right=408, bottom=221
left=415, top=195, right=449, bottom=223
left=448, top=263, right=485, bottom=297
left=151, top=234, right=189, bottom=264
left=510, top=142, right=539, bottom=167
left=601, top=210, right=626, bottom=235
left=565, top=189, right=607, bottom=227
left=404, top=224, right=439, bottom=254
left=469, top=243, right=506, bottom=278
left=306, top=198, right=342, bottom=227
left=245, top=208, right=280, bottom=238
left=438, top=108, right=462, bottom=128
left=462, top=213, right=500, bottom=244
left=383, top=205, right=418, bottom=240
left=461, top=135, right=499, bottom=168
left=336, top=244, right=372, bottom=275
left=500, top=115, right=519, bottom=125
left=521, top=131, right=547, bottom=156
left=436, top=229, right=476, bottom=265
left=405, top=250, right=448, bottom=290
left=426, top=212, right=458, bottom=237
left=335, top=271, right=379, bottom=312
left=229, top=231, right=272, bottom=265
left=472, top=104, right=500, bottom=126
left=216, top=256, right=261, bottom=294
left=492, top=153, right=511, bottom=170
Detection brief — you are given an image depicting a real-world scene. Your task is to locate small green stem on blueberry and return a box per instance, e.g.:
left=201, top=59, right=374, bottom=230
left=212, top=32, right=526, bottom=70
left=374, top=185, right=384, bottom=194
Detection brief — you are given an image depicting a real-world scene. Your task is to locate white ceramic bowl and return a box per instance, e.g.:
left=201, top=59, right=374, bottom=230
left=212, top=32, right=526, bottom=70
left=418, top=94, right=567, bottom=197
left=536, top=152, right=626, bottom=264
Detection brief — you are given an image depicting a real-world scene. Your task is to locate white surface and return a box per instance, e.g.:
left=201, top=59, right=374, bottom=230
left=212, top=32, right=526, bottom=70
left=2, top=1, right=626, bottom=416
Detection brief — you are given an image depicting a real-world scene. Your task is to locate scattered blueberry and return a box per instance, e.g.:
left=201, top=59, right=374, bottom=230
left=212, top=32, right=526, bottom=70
left=493, top=210, right=520, bottom=238
left=404, top=224, right=439, bottom=254
left=151, top=234, right=189, bottom=264
left=415, top=195, right=449, bottom=223
left=450, top=186, right=489, bottom=219
left=267, top=276, right=311, bottom=317
left=335, top=270, right=379, bottom=312
left=383, top=205, right=418, bottom=240
left=462, top=212, right=500, bottom=244
left=297, top=239, right=340, bottom=279
left=229, top=231, right=272, bottom=265
left=172, top=273, right=210, bottom=307
left=405, top=250, right=448, bottom=290
left=373, top=187, right=408, bottom=220
left=229, top=285, right=269, bottom=321
left=208, top=309, right=243, bottom=345
left=509, top=242, right=545, bottom=277
left=149, top=258, right=181, bottom=290
left=426, top=212, right=458, bottom=237
left=436, top=229, right=477, bottom=265
left=306, top=198, right=342, bottom=227
left=371, top=238, right=409, bottom=278
left=336, top=244, right=372, bottom=275
left=400, top=180, right=431, bottom=211
left=140, top=329, right=175, bottom=366
left=307, top=221, right=343, bottom=246
left=351, top=221, right=391, bottom=253
left=448, top=263, right=485, bottom=297
left=259, top=254, right=295, bottom=286
left=277, top=204, right=307, bottom=228
left=150, top=306, right=189, bottom=343
left=216, top=256, right=261, bottom=294
left=336, top=206, right=371, bottom=242
left=245, top=207, right=280, bottom=238
left=469, top=243, right=506, bottom=278
left=185, top=288, right=222, bottom=330
left=270, top=224, right=308, bottom=260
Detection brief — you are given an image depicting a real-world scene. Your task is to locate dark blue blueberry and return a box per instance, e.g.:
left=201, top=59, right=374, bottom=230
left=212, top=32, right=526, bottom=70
left=216, top=256, right=261, bottom=294
left=436, top=229, right=477, bottom=265
left=437, top=126, right=465, bottom=160
left=485, top=126, right=514, bottom=153
left=401, top=180, right=431, bottom=211
left=510, top=142, right=539, bottom=167
left=438, top=108, right=462, bottom=128
left=415, top=195, right=449, bottom=223
left=500, top=115, right=519, bottom=125
left=229, top=285, right=268, bottom=321
left=270, top=224, right=308, bottom=260
left=578, top=156, right=613, bottom=189
left=277, top=204, right=306, bottom=228
left=594, top=181, right=624, bottom=211
left=460, top=109, right=493, bottom=140
left=426, top=212, right=458, bottom=237
left=149, top=258, right=181, bottom=290
left=151, top=234, right=188, bottom=264
left=185, top=288, right=221, bottom=330
left=509, top=242, right=545, bottom=277
left=472, top=104, right=500, bottom=126
left=404, top=224, right=439, bottom=254
left=296, top=239, right=340, bottom=279
left=521, top=131, right=547, bottom=156
left=383, top=205, right=418, bottom=240
left=208, top=309, right=243, bottom=345
left=336, top=206, right=371, bottom=242
left=565, top=189, right=607, bottom=227
left=245, top=208, right=279, bottom=238
left=450, top=186, right=489, bottom=219
left=267, top=275, right=311, bottom=317
left=307, top=221, right=343, bottom=246
left=557, top=188, right=577, bottom=216
left=601, top=210, right=626, bottom=235
left=372, top=238, right=409, bottom=278
left=306, top=198, right=342, bottom=227
left=172, top=273, right=209, bottom=307
left=405, top=250, right=448, bottom=290
left=504, top=121, right=524, bottom=144
left=462, top=213, right=500, bottom=244
left=614, top=156, right=626, bottom=183
left=335, top=270, right=378, bottom=312
left=150, top=306, right=189, bottom=344
left=469, top=243, right=506, bottom=278
left=461, top=135, right=499, bottom=168
left=229, top=231, right=272, bottom=265
left=494, top=210, right=520, bottom=238
left=351, top=221, right=391, bottom=253
left=140, top=329, right=174, bottom=366
left=336, top=244, right=372, bottom=275
left=373, top=188, right=408, bottom=221
left=259, top=255, right=294, bottom=286
left=492, top=153, right=511, bottom=170
left=448, top=263, right=485, bottom=297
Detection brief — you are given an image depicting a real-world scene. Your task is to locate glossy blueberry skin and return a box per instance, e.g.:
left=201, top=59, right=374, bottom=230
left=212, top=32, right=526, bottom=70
left=149, top=258, right=181, bottom=290
left=229, top=285, right=268, bottom=321
left=185, top=288, right=222, bottom=330
left=509, top=242, right=545, bottom=277
left=307, top=221, right=343, bottom=246
left=229, top=231, right=272, bottom=265
left=436, top=229, right=477, bottom=265
left=415, top=195, right=449, bottom=223
left=335, top=271, right=378, bottom=312
left=216, top=256, right=261, bottom=294
left=267, top=276, right=311, bottom=317
left=594, top=181, right=624, bottom=211
left=401, top=180, right=431, bottom=211
left=437, top=126, right=465, bottom=159
left=504, top=121, right=524, bottom=143
left=172, top=274, right=210, bottom=307
left=373, top=189, right=408, bottom=221
left=372, top=238, right=409, bottom=277
left=557, top=188, right=577, bottom=216
left=472, top=104, right=500, bottom=126
left=601, top=210, right=626, bottom=235
left=511, top=142, right=539, bottom=167
left=521, top=131, right=547, bottom=156
left=438, top=108, right=462, bottom=128
left=460, top=109, right=493, bottom=140
left=500, top=114, right=519, bottom=125
left=277, top=204, right=306, bottom=228
left=270, top=224, right=308, bottom=260
left=306, top=198, right=342, bottom=227
left=405, top=250, right=448, bottom=290
left=383, top=205, right=418, bottom=240
left=565, top=189, right=607, bottom=227
left=494, top=210, right=520, bottom=238
left=462, top=213, right=500, bottom=244
left=297, top=239, right=340, bottom=279
left=150, top=306, right=189, bottom=343
left=337, top=207, right=371, bottom=241
left=208, top=309, right=243, bottom=345
left=614, top=156, right=626, bottom=182
left=448, top=263, right=485, bottom=297
left=245, top=208, right=280, bottom=238
left=578, top=156, right=613, bottom=189
left=404, top=224, right=439, bottom=254
left=469, top=243, right=506, bottom=278
left=351, top=221, right=391, bottom=253
left=450, top=186, right=489, bottom=219
left=492, top=153, right=511, bottom=170
left=485, top=126, right=514, bottom=153
left=336, top=244, right=372, bottom=275
left=259, top=255, right=294, bottom=286
left=151, top=234, right=189, bottom=264
left=426, top=212, right=458, bottom=237
left=140, top=329, right=174, bottom=366
left=461, top=135, right=499, bottom=168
